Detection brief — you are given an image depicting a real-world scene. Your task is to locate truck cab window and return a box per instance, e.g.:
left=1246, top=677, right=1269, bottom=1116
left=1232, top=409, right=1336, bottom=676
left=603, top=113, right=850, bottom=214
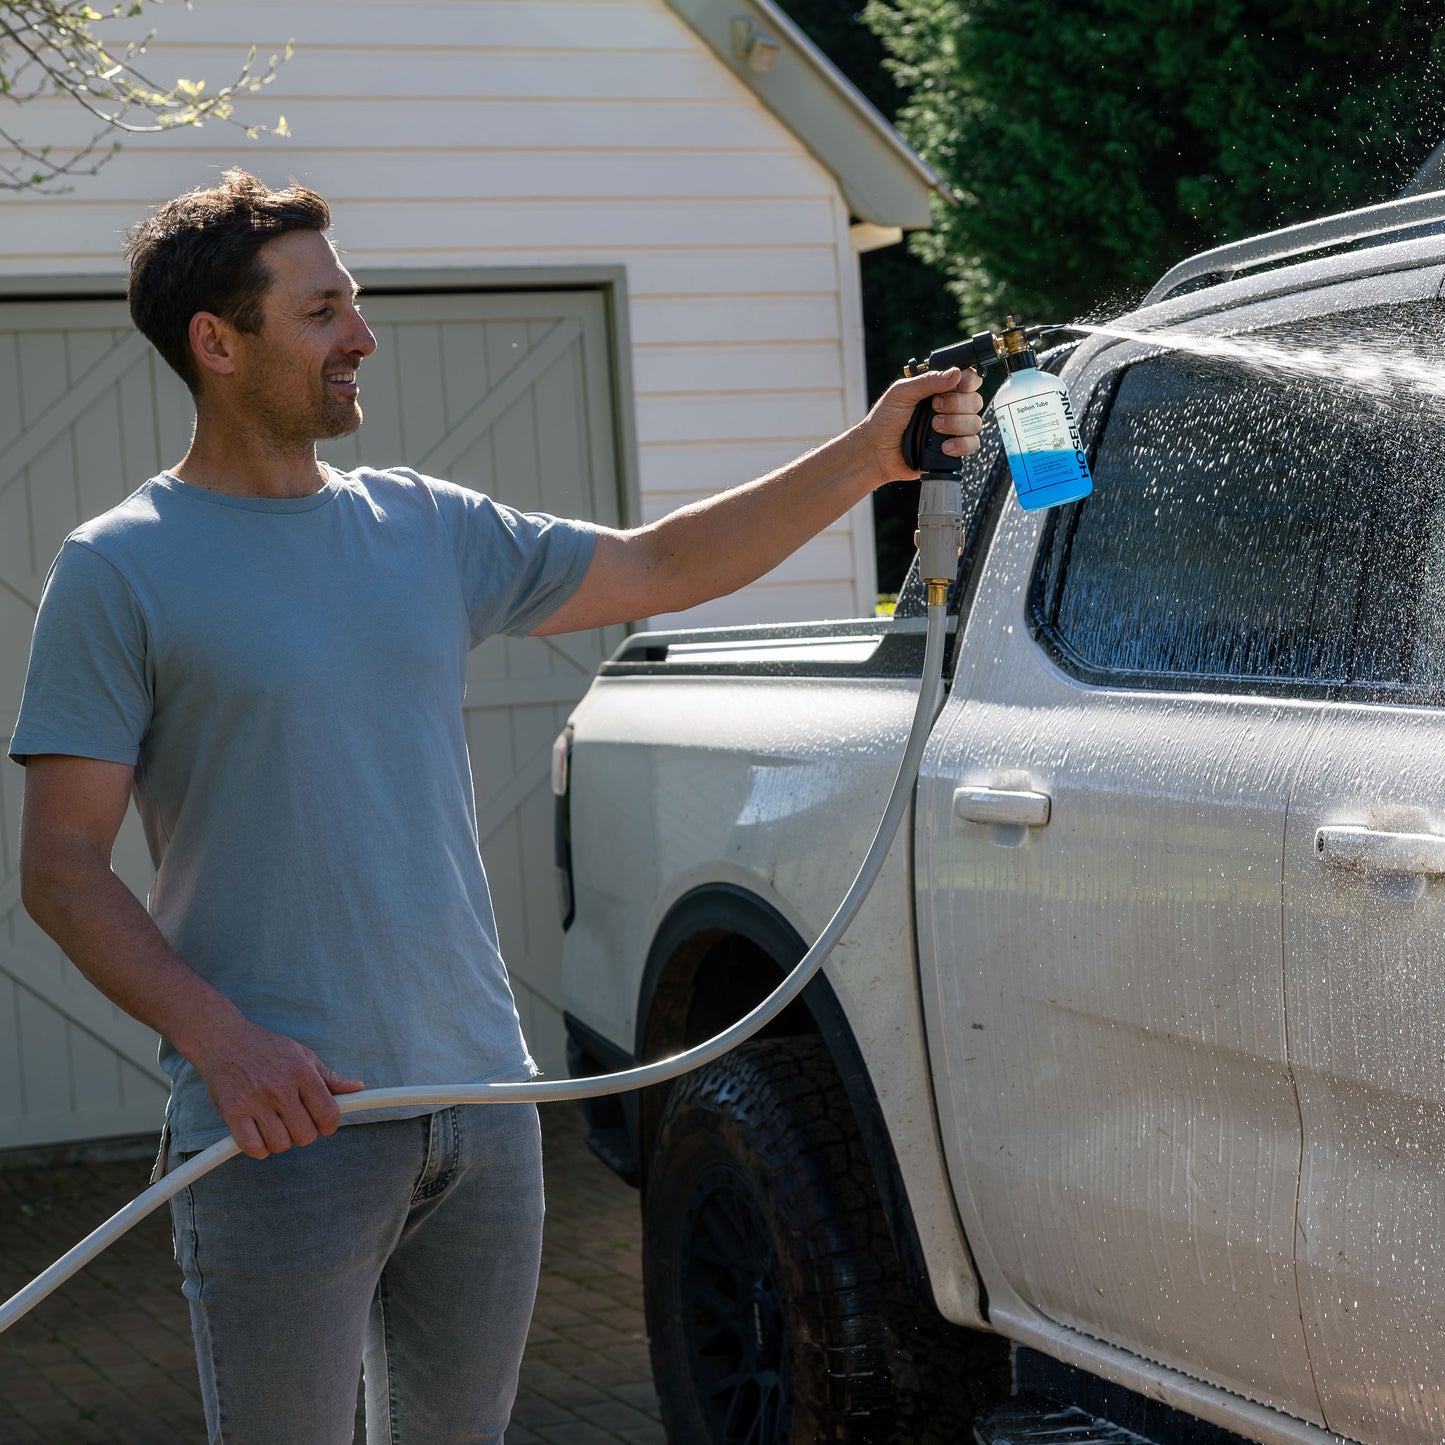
left=1031, top=302, right=1445, bottom=694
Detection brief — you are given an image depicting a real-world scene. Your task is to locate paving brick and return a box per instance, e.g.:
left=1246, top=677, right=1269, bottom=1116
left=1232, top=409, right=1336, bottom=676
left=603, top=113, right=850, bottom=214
left=511, top=1393, right=579, bottom=1428
left=148, top=1345, right=201, bottom=1373
left=55, top=1384, right=131, bottom=1414
left=532, top=1336, right=604, bottom=1363
left=531, top=1296, right=589, bottom=1327
left=521, top=1369, right=614, bottom=1410
left=0, top=1414, right=46, bottom=1443
left=2, top=1376, right=59, bottom=1403
left=46, top=1413, right=108, bottom=1444
left=609, top=1379, right=663, bottom=1414
left=70, top=1338, right=143, bottom=1369
left=566, top=1322, right=648, bottom=1352
left=575, top=1399, right=664, bottom=1435
left=568, top=1356, right=650, bottom=1393
left=601, top=1345, right=655, bottom=1376
left=8, top=1342, right=70, bottom=1370
left=588, top=1304, right=647, bottom=1333
left=606, top=1421, right=667, bottom=1445
left=13, top=1396, right=95, bottom=1429
left=533, top=1420, right=630, bottom=1445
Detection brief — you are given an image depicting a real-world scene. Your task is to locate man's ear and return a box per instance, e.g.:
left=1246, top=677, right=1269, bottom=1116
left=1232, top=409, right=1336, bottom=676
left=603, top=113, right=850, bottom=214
left=189, top=312, right=240, bottom=380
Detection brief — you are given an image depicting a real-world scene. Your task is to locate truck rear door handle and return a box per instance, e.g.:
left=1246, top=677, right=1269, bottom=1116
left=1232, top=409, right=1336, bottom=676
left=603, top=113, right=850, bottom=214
left=1315, top=824, right=1445, bottom=876
left=954, top=786, right=1051, bottom=828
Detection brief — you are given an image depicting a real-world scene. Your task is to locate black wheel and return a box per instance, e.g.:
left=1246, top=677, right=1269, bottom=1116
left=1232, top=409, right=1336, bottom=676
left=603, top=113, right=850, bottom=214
left=642, top=1037, right=1006, bottom=1444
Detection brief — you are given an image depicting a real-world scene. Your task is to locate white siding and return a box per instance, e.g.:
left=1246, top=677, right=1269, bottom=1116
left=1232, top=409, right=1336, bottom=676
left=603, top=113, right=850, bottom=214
left=0, top=0, right=878, bottom=624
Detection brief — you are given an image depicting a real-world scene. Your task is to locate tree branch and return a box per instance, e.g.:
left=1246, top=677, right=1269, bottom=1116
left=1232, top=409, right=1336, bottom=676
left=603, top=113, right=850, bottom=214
left=0, top=1, right=292, bottom=190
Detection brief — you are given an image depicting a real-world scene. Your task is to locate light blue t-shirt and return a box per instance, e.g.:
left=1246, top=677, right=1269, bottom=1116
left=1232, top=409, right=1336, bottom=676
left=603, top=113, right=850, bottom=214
left=9, top=466, right=596, bottom=1150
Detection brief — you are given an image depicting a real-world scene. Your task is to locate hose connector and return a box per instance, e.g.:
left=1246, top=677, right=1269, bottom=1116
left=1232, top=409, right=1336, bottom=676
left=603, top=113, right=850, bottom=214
left=917, top=475, right=965, bottom=606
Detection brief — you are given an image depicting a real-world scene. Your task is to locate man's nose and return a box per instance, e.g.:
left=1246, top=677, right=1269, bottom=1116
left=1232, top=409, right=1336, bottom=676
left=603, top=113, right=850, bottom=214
left=347, top=307, right=378, bottom=359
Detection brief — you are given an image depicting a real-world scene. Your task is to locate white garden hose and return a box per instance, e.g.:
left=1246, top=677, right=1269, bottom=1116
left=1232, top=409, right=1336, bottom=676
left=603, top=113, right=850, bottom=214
left=0, top=596, right=952, bottom=1336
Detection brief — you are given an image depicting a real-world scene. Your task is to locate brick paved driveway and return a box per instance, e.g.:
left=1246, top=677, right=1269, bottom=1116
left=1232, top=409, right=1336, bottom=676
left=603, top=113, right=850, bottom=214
left=0, top=1107, right=663, bottom=1444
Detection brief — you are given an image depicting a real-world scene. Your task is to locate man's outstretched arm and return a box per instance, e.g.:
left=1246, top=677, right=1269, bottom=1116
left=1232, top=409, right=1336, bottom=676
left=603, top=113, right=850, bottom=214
left=20, top=754, right=363, bottom=1159
left=532, top=367, right=983, bottom=636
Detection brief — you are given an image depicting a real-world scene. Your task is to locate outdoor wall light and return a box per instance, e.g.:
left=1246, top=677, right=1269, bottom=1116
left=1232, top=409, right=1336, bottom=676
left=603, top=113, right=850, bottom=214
left=731, top=17, right=781, bottom=74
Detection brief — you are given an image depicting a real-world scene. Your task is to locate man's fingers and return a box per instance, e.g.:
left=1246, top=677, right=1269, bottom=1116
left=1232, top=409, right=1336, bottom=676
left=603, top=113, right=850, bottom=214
left=874, top=369, right=987, bottom=461
left=924, top=374, right=986, bottom=457
left=908, top=364, right=982, bottom=398
left=933, top=420, right=984, bottom=456
left=941, top=433, right=983, bottom=457
left=930, top=381, right=985, bottom=433
left=260, top=1112, right=300, bottom=1154
left=932, top=409, right=985, bottom=436
left=296, top=1053, right=365, bottom=1136
left=228, top=1111, right=274, bottom=1161
left=932, top=387, right=985, bottom=417
left=323, top=1064, right=366, bottom=1094
left=892, top=365, right=970, bottom=405
left=295, top=1067, right=344, bottom=1138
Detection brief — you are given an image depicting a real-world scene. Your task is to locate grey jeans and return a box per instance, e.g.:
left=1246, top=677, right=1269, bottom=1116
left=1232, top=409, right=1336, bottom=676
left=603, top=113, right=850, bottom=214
left=168, top=1104, right=545, bottom=1445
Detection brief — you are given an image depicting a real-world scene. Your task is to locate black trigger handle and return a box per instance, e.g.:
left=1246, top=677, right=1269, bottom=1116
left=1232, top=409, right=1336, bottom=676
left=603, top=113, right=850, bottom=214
left=902, top=390, right=959, bottom=475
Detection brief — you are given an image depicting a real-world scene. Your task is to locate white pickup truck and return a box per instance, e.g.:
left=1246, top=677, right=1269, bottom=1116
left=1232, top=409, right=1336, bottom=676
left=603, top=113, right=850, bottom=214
left=554, top=190, right=1445, bottom=1445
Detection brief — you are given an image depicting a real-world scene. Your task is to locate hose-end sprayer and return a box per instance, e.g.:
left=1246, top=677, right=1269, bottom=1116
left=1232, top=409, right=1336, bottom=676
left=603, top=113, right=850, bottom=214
left=902, top=318, right=1092, bottom=575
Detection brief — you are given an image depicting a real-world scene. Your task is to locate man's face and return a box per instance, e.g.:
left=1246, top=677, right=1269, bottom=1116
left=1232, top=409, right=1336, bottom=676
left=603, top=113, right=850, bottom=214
left=228, top=229, right=377, bottom=447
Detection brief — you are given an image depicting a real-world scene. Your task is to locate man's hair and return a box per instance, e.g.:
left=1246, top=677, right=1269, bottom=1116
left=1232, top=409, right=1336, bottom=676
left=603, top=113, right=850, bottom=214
left=125, top=168, right=331, bottom=393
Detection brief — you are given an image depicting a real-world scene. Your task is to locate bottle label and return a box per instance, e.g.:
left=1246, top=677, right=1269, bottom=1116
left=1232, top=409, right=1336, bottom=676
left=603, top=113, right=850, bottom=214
left=996, top=386, right=1092, bottom=510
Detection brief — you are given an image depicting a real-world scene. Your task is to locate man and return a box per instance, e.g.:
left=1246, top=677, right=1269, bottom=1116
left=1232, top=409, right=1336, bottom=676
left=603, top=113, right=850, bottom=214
left=10, top=170, right=982, bottom=1443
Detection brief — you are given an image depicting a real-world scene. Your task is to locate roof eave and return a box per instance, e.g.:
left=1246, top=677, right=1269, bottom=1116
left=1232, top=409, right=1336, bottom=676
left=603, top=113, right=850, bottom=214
left=664, top=0, right=954, bottom=230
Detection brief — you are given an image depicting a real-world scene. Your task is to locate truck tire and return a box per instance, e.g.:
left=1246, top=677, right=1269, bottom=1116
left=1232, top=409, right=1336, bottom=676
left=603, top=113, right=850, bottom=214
left=642, top=1037, right=1004, bottom=1444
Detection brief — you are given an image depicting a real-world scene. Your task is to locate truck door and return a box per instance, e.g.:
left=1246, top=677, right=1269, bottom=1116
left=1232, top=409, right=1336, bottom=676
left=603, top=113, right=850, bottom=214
left=1280, top=291, right=1445, bottom=1445
left=914, top=286, right=1419, bottom=1421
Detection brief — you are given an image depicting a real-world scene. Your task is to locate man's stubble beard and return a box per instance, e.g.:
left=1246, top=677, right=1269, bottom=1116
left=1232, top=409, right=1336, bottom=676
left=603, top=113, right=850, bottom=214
left=245, top=381, right=364, bottom=454
left=318, top=392, right=364, bottom=442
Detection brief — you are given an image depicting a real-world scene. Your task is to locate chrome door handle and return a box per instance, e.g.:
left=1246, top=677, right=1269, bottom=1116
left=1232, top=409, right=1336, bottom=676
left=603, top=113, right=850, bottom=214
left=954, top=786, right=1051, bottom=828
left=1315, top=825, right=1445, bottom=877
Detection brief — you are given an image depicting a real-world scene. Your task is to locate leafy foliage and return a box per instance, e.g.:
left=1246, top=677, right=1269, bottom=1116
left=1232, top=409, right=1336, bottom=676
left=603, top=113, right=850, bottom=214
left=862, top=0, right=1445, bottom=328
left=0, top=1, right=291, bottom=190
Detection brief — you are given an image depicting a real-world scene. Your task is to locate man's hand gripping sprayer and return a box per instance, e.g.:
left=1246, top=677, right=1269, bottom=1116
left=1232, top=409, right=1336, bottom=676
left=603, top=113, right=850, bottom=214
left=0, top=322, right=1091, bottom=1334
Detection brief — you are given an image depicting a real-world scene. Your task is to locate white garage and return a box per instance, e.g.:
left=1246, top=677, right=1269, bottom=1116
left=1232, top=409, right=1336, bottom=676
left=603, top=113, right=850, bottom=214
left=0, top=0, right=943, bottom=1152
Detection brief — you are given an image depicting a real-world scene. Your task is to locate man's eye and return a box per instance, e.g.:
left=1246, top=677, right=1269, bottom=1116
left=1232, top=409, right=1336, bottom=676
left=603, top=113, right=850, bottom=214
left=312, top=307, right=331, bottom=319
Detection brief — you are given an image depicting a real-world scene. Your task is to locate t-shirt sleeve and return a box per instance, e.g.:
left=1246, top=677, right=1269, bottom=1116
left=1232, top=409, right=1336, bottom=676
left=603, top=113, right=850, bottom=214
left=8, top=539, right=153, bottom=767
left=418, top=473, right=598, bottom=643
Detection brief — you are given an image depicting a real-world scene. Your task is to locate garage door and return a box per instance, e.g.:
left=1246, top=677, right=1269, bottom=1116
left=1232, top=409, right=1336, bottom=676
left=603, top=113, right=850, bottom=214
left=0, top=288, right=625, bottom=1150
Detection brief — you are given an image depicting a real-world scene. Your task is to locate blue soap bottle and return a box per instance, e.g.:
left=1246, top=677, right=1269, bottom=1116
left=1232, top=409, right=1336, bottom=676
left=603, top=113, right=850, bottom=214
left=991, top=319, right=1093, bottom=511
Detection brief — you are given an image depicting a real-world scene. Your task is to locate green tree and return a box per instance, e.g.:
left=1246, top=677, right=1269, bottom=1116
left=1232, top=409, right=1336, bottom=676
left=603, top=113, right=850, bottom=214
left=1, top=1, right=290, bottom=190
left=864, top=0, right=1445, bottom=329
